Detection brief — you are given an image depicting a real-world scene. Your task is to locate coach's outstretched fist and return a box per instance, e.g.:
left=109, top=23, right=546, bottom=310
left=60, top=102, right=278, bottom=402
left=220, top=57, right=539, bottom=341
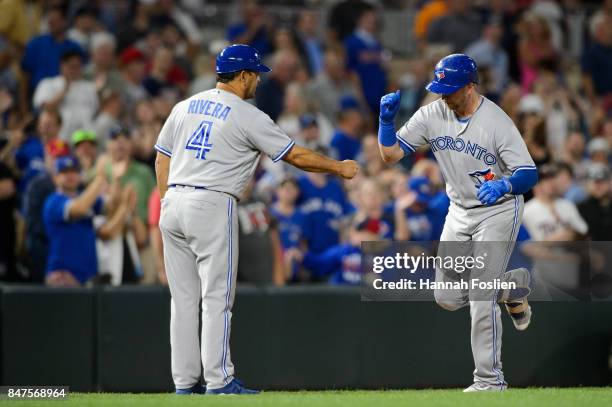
left=339, top=160, right=359, bottom=179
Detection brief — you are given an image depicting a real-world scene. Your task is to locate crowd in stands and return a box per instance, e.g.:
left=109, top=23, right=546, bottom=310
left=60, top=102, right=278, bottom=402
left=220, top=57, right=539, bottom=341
left=0, top=0, right=610, bottom=286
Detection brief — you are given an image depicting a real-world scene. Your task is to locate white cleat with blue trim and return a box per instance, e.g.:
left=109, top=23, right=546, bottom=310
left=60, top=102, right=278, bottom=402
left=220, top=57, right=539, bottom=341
left=463, top=382, right=507, bottom=392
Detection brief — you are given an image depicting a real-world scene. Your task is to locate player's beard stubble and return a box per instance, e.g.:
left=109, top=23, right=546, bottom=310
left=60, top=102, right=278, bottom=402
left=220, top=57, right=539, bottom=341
left=442, top=85, right=474, bottom=115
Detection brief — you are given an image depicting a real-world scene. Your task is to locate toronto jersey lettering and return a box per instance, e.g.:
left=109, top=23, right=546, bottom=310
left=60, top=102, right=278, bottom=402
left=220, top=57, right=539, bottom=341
left=155, top=88, right=295, bottom=198
left=396, top=97, right=535, bottom=208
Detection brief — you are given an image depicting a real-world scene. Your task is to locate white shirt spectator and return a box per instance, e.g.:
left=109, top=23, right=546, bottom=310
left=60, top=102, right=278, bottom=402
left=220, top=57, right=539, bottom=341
left=33, top=76, right=98, bottom=140
left=523, top=198, right=588, bottom=241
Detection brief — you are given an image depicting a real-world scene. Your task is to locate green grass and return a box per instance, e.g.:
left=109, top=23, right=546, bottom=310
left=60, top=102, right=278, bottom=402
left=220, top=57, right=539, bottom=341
left=3, top=388, right=612, bottom=407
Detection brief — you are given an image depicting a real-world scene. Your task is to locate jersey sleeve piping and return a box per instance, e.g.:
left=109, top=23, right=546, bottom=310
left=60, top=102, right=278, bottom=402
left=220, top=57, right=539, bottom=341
left=511, top=165, right=537, bottom=173
left=272, top=140, right=295, bottom=162
left=154, top=144, right=173, bottom=157
left=396, top=133, right=416, bottom=153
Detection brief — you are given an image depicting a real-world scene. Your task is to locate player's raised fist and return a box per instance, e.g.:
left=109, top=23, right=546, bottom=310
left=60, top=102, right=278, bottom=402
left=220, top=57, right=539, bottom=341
left=339, top=160, right=359, bottom=179
left=379, top=90, right=401, bottom=123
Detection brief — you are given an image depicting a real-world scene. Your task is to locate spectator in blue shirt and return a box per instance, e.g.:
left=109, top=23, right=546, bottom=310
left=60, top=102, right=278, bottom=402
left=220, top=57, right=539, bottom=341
left=297, top=171, right=351, bottom=254
left=556, top=162, right=587, bottom=204
left=295, top=10, right=324, bottom=77
left=330, top=97, right=365, bottom=161
left=394, top=176, right=447, bottom=241
left=270, top=176, right=305, bottom=251
left=21, top=5, right=83, bottom=93
left=22, top=135, right=71, bottom=282
left=226, top=0, right=272, bottom=57
left=344, top=7, right=388, bottom=116
left=582, top=11, right=612, bottom=100
left=288, top=227, right=378, bottom=285
left=43, top=156, right=108, bottom=286
left=14, top=124, right=45, bottom=195
left=464, top=20, right=509, bottom=100
left=14, top=109, right=65, bottom=195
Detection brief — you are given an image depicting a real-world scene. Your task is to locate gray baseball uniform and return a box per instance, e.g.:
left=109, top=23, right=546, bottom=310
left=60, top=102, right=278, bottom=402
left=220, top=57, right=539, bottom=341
left=397, top=96, right=535, bottom=388
left=155, top=88, right=294, bottom=390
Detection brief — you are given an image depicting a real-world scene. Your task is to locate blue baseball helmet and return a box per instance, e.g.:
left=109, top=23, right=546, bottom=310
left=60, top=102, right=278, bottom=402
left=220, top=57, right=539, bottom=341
left=426, top=54, right=478, bottom=95
left=216, top=44, right=271, bottom=74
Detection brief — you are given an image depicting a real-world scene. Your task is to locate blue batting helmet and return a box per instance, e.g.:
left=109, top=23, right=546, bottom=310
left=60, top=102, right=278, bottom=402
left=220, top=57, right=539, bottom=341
left=425, top=54, right=478, bottom=95
left=216, top=44, right=271, bottom=74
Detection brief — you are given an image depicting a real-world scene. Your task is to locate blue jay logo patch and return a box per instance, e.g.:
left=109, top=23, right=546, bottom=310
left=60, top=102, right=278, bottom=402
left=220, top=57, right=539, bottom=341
left=468, top=168, right=496, bottom=187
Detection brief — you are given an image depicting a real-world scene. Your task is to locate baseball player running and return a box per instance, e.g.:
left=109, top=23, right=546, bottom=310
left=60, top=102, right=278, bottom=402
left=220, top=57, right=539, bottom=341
left=155, top=44, right=358, bottom=395
left=377, top=54, right=538, bottom=392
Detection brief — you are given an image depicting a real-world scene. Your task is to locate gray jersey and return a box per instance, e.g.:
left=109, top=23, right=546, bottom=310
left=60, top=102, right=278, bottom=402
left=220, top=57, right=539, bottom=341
left=155, top=88, right=295, bottom=197
left=397, top=97, right=535, bottom=208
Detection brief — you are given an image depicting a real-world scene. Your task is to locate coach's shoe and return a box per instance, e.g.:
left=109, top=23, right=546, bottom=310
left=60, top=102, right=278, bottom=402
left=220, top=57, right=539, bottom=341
left=505, top=299, right=532, bottom=331
left=206, top=378, right=260, bottom=395
left=463, top=382, right=507, bottom=392
left=175, top=383, right=206, bottom=395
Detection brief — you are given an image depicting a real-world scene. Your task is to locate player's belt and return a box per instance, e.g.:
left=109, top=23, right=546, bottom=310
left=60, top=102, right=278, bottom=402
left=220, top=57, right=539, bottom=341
left=168, top=184, right=239, bottom=201
left=168, top=184, right=207, bottom=190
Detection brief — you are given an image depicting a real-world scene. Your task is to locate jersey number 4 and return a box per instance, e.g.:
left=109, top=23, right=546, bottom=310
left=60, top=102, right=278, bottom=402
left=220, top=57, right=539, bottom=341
left=185, top=120, right=214, bottom=160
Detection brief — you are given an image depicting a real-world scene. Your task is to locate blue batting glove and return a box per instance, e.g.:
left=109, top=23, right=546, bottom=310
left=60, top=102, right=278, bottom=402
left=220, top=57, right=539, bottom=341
left=477, top=179, right=512, bottom=206
left=379, top=90, right=401, bottom=124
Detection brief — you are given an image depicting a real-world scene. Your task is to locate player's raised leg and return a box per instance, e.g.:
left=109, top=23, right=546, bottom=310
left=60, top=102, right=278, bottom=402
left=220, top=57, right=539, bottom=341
left=434, top=205, right=471, bottom=311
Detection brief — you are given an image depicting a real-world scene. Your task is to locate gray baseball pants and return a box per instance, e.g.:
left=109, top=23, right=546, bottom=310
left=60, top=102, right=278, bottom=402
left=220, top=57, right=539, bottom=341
left=434, top=196, right=524, bottom=388
left=159, top=185, right=238, bottom=390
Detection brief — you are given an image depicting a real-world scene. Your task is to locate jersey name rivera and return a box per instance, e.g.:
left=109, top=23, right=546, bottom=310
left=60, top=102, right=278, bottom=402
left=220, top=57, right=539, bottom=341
left=187, top=99, right=232, bottom=121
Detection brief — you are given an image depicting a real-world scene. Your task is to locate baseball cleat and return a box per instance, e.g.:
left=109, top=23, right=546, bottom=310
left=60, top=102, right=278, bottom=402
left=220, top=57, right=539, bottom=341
left=505, top=299, right=532, bottom=331
left=463, top=382, right=507, bottom=392
left=175, top=383, right=206, bottom=395
left=206, top=378, right=260, bottom=395
left=498, top=268, right=531, bottom=302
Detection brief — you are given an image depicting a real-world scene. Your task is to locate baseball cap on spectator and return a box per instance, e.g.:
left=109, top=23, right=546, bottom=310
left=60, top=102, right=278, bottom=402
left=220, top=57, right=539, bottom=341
left=119, top=47, right=145, bottom=66
left=299, top=113, right=318, bottom=129
left=109, top=126, right=130, bottom=139
left=55, top=156, right=81, bottom=173
left=46, top=139, right=71, bottom=158
left=587, top=138, right=609, bottom=156
left=518, top=94, right=545, bottom=115
left=339, top=95, right=360, bottom=111
left=408, top=176, right=433, bottom=204
left=71, top=129, right=97, bottom=146
left=90, top=31, right=116, bottom=53
left=587, top=163, right=610, bottom=181
left=538, top=163, right=558, bottom=180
